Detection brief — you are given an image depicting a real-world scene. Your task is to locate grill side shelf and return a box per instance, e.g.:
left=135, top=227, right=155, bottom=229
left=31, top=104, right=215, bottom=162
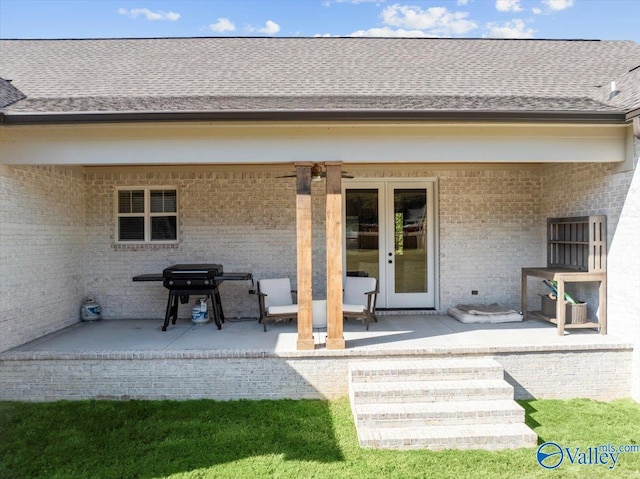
left=132, top=274, right=163, bottom=282
left=132, top=272, right=253, bottom=282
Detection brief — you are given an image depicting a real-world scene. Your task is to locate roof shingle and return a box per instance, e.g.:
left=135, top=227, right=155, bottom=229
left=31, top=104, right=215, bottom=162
left=1, top=37, right=639, bottom=115
left=0, top=77, right=26, bottom=108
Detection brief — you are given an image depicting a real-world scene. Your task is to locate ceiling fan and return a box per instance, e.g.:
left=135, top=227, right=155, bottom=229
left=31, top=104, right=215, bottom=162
left=277, top=163, right=354, bottom=181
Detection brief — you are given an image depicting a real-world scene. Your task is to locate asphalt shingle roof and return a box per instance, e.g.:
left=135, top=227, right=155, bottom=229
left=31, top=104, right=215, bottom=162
left=593, top=66, right=640, bottom=113
left=4, top=94, right=619, bottom=113
left=0, top=77, right=26, bottom=108
left=0, top=37, right=639, bottom=116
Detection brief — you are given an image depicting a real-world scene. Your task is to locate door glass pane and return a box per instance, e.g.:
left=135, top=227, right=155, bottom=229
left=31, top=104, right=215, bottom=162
left=394, top=189, right=427, bottom=293
left=345, top=189, right=379, bottom=281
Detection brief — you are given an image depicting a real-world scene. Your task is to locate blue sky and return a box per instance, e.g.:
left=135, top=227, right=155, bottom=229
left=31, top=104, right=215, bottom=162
left=1, top=0, right=639, bottom=41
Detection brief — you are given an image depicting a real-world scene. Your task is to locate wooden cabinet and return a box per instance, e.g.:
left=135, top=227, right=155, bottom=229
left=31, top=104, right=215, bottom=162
left=547, top=216, right=606, bottom=272
left=522, top=216, right=607, bottom=335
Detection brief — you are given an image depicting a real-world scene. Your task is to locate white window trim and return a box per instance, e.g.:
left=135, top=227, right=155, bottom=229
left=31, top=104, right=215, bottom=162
left=115, top=186, right=179, bottom=244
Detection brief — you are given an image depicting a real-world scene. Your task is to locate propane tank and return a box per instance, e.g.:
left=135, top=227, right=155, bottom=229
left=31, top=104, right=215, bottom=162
left=80, top=297, right=101, bottom=321
left=191, top=298, right=209, bottom=324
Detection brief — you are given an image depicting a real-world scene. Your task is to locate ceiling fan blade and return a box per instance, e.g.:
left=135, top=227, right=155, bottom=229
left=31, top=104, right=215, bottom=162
left=277, top=169, right=354, bottom=179
left=317, top=172, right=354, bottom=179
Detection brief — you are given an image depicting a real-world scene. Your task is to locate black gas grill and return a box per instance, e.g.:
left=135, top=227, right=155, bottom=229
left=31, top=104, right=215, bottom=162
left=134, top=263, right=252, bottom=332
left=161, top=264, right=224, bottom=331
left=163, top=263, right=223, bottom=289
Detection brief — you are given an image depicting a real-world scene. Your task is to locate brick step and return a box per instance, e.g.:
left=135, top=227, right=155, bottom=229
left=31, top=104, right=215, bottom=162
left=353, top=399, right=525, bottom=427
left=349, top=358, right=503, bottom=382
left=349, top=379, right=514, bottom=404
left=357, top=422, right=538, bottom=451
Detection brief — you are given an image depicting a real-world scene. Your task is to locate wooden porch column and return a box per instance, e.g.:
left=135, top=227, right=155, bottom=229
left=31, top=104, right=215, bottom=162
left=325, top=162, right=345, bottom=349
left=295, top=163, right=314, bottom=350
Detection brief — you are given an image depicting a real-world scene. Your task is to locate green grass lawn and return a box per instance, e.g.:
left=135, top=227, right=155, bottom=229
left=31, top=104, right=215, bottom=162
left=1, top=397, right=639, bottom=479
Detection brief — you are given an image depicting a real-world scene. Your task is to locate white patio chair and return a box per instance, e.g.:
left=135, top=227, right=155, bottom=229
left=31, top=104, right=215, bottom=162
left=343, top=276, right=378, bottom=330
left=257, top=278, right=298, bottom=332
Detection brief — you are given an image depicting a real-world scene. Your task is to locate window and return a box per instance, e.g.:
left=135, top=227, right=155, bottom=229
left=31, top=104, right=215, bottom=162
left=116, top=187, right=178, bottom=243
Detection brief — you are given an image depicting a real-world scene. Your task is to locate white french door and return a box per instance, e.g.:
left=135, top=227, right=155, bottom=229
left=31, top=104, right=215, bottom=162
left=343, top=179, right=436, bottom=308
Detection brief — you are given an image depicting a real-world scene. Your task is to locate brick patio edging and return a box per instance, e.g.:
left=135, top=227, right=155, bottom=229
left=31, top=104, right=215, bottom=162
left=0, top=343, right=633, bottom=402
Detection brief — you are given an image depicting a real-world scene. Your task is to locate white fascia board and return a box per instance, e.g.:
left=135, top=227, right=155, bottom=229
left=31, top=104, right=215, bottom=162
left=0, top=121, right=628, bottom=166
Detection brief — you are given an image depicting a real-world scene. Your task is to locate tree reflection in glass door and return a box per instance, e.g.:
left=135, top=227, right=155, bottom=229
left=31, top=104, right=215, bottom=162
left=393, top=189, right=427, bottom=293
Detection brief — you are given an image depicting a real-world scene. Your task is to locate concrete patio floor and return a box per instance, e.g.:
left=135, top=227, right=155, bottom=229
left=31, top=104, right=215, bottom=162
left=8, top=313, right=626, bottom=354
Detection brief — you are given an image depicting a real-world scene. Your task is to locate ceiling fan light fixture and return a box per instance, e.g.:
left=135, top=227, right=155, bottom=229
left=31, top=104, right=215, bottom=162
left=277, top=163, right=353, bottom=180
left=311, top=163, right=323, bottom=181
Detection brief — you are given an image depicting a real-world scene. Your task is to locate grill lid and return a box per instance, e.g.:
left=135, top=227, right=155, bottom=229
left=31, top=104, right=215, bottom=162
left=163, top=264, right=223, bottom=278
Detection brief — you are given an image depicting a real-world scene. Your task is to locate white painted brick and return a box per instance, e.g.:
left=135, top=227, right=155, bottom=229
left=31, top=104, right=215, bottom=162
left=0, top=165, right=85, bottom=352
left=2, top=160, right=638, bottom=401
left=0, top=348, right=632, bottom=401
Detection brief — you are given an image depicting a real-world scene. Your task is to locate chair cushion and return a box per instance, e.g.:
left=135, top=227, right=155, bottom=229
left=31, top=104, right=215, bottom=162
left=259, top=278, right=294, bottom=308
left=343, top=276, right=377, bottom=306
left=267, top=304, right=298, bottom=316
left=343, top=303, right=365, bottom=314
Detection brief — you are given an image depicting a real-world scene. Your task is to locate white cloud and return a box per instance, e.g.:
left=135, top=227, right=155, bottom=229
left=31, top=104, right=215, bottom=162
left=117, top=8, right=180, bottom=21
left=542, top=0, right=574, bottom=10
left=457, top=0, right=469, bottom=5
left=380, top=4, right=477, bottom=36
left=532, top=7, right=542, bottom=14
left=259, top=20, right=281, bottom=35
left=208, top=18, right=235, bottom=33
left=350, top=27, right=429, bottom=37
left=495, top=0, right=523, bottom=12
left=484, top=19, right=535, bottom=38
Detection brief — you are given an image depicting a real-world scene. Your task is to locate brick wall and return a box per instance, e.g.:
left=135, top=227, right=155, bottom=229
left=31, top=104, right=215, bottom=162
left=541, top=144, right=640, bottom=401
left=438, top=169, right=544, bottom=311
left=83, top=166, right=544, bottom=321
left=499, top=349, right=633, bottom=400
left=0, top=347, right=631, bottom=401
left=84, top=169, right=311, bottom=320
left=0, top=165, right=86, bottom=352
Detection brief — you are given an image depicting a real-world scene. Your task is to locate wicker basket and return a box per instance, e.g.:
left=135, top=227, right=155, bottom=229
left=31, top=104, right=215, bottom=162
left=540, top=295, right=588, bottom=324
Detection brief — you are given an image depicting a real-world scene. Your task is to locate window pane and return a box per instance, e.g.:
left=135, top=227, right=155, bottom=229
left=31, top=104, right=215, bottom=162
left=151, top=216, right=177, bottom=241
left=118, top=217, right=145, bottom=241
left=163, top=190, right=177, bottom=212
left=118, top=190, right=144, bottom=214
left=131, top=191, right=145, bottom=213
left=117, top=191, right=130, bottom=214
left=150, top=191, right=163, bottom=213
left=151, top=190, right=177, bottom=213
